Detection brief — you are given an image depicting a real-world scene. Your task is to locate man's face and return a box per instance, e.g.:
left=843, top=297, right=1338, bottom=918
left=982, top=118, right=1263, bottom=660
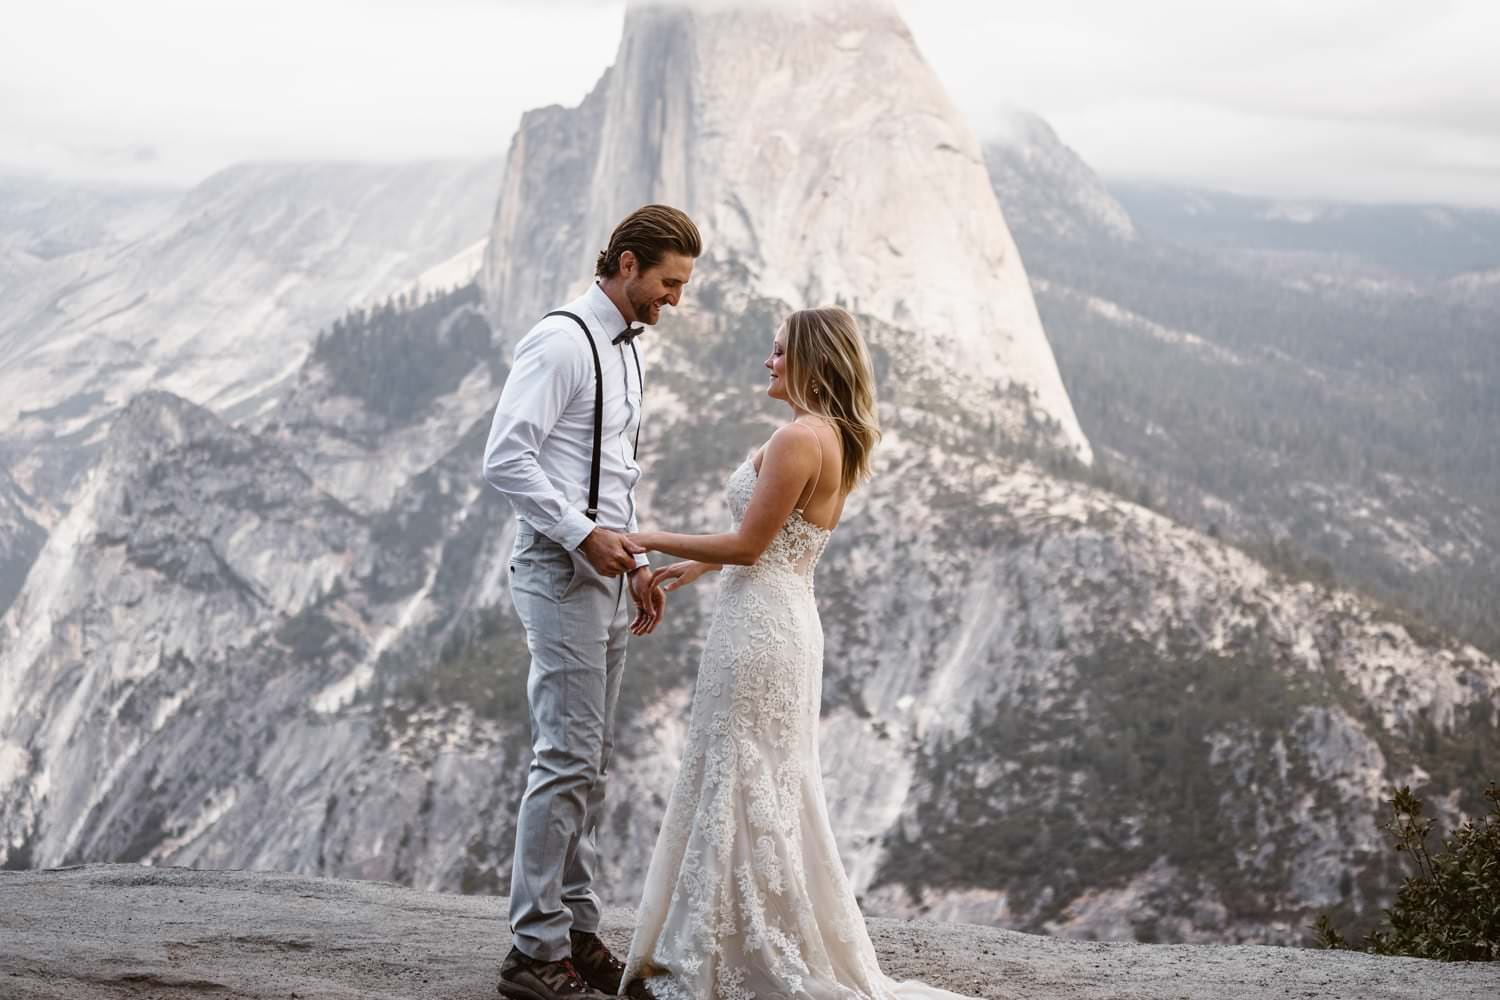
left=622, top=251, right=694, bottom=326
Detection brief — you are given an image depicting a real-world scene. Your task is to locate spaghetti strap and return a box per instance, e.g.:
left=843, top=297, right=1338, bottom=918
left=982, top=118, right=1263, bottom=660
left=793, top=419, right=826, bottom=514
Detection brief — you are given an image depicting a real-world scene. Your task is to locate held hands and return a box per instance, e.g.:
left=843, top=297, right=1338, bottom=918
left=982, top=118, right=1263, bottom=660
left=579, top=527, right=647, bottom=576
left=579, top=528, right=665, bottom=634
left=619, top=534, right=718, bottom=636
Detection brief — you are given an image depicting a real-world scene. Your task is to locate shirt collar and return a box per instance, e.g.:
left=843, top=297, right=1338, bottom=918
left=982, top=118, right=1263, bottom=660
left=586, top=281, right=631, bottom=337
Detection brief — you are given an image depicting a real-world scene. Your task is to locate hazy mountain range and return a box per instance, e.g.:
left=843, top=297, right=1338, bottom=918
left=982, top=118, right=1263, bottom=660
left=2, top=0, right=1496, bottom=950
left=0, top=160, right=501, bottom=513
left=985, top=112, right=1500, bottom=661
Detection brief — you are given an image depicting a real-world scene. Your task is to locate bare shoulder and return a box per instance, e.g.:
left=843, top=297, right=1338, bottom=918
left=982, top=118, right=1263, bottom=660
left=766, top=421, right=821, bottom=461
left=749, top=423, right=816, bottom=478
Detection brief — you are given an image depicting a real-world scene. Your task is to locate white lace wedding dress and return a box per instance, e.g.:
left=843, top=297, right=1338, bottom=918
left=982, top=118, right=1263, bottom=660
left=622, top=457, right=982, bottom=1000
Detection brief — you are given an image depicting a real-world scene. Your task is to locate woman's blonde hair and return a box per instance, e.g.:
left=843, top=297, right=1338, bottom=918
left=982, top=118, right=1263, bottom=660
left=781, top=306, right=881, bottom=493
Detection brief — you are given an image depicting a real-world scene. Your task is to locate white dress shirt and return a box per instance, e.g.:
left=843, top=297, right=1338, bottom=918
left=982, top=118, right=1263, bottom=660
left=482, top=281, right=649, bottom=568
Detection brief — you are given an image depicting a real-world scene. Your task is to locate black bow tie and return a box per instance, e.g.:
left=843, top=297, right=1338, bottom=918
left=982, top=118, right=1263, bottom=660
left=612, top=325, right=644, bottom=346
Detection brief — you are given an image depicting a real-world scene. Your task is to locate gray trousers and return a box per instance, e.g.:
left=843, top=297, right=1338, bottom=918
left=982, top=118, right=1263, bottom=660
left=507, top=518, right=631, bottom=961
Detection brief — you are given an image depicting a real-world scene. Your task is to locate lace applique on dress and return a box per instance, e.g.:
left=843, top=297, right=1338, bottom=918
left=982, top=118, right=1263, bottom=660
left=722, top=458, right=833, bottom=587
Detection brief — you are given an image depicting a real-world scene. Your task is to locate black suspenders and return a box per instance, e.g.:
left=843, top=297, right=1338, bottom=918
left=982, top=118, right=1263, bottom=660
left=542, top=310, right=642, bottom=523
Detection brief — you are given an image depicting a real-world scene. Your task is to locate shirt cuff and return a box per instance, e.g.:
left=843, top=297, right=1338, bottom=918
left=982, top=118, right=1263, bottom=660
left=548, top=509, right=597, bottom=552
left=631, top=552, right=651, bottom=571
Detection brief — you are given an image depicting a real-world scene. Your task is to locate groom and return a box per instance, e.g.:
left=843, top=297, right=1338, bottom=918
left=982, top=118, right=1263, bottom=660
left=482, top=205, right=701, bottom=1000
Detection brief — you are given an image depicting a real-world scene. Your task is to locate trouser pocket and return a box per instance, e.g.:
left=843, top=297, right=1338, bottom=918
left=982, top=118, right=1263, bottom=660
left=510, top=521, right=578, bottom=603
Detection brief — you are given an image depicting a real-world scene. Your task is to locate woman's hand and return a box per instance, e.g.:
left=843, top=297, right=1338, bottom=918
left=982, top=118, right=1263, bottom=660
left=654, top=560, right=716, bottom=592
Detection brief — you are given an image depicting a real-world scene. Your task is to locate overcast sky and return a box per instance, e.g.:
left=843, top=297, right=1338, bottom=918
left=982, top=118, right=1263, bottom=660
left=3, top=0, right=1497, bottom=207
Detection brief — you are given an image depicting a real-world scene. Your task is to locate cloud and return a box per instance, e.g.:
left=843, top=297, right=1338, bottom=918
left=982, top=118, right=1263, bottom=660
left=61, top=143, right=161, bottom=167
left=0, top=0, right=625, bottom=183
left=899, top=0, right=1500, bottom=206
left=1, top=0, right=1496, bottom=207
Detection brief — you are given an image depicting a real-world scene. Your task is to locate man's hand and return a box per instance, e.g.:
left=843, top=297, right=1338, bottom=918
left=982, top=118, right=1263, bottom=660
left=629, top=566, right=667, bottom=635
left=579, top=527, right=647, bottom=577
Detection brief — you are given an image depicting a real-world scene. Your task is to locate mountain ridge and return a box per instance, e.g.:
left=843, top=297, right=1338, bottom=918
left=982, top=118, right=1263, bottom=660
left=482, top=0, right=1092, bottom=463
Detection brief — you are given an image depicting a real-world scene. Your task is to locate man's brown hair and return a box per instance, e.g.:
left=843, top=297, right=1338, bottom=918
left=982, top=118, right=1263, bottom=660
left=595, top=204, right=702, bottom=278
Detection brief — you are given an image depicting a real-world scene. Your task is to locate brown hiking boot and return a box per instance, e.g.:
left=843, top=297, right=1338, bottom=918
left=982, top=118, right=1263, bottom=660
left=498, top=946, right=609, bottom=1000
left=569, top=930, right=626, bottom=995
left=621, top=977, right=660, bottom=1000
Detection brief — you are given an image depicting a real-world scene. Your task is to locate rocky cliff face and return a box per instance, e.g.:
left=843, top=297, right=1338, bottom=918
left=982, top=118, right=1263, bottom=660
left=0, top=468, right=45, bottom=621
left=3, top=277, right=1495, bottom=946
left=482, top=0, right=1091, bottom=464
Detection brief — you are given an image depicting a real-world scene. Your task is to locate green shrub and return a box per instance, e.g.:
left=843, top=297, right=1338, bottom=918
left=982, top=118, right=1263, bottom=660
left=1315, top=782, right=1500, bottom=961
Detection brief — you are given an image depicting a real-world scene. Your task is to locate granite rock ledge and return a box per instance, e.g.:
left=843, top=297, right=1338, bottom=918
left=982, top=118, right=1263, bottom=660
left=3, top=865, right=1496, bottom=999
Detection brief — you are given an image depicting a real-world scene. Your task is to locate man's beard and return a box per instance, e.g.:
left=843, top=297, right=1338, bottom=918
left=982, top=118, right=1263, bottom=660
left=627, top=285, right=658, bottom=324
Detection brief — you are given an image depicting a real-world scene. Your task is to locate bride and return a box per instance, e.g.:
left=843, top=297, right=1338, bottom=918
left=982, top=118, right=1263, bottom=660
left=621, top=307, right=980, bottom=1000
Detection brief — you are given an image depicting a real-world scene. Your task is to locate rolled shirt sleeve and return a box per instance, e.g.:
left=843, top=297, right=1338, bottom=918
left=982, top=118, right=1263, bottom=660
left=482, top=325, right=598, bottom=550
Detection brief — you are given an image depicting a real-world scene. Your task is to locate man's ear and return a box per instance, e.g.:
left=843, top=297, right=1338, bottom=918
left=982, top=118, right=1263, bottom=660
left=619, top=249, right=637, bottom=278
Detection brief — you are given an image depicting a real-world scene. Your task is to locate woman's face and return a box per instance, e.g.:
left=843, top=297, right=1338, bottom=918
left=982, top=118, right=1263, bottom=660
left=765, top=328, right=789, bottom=401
